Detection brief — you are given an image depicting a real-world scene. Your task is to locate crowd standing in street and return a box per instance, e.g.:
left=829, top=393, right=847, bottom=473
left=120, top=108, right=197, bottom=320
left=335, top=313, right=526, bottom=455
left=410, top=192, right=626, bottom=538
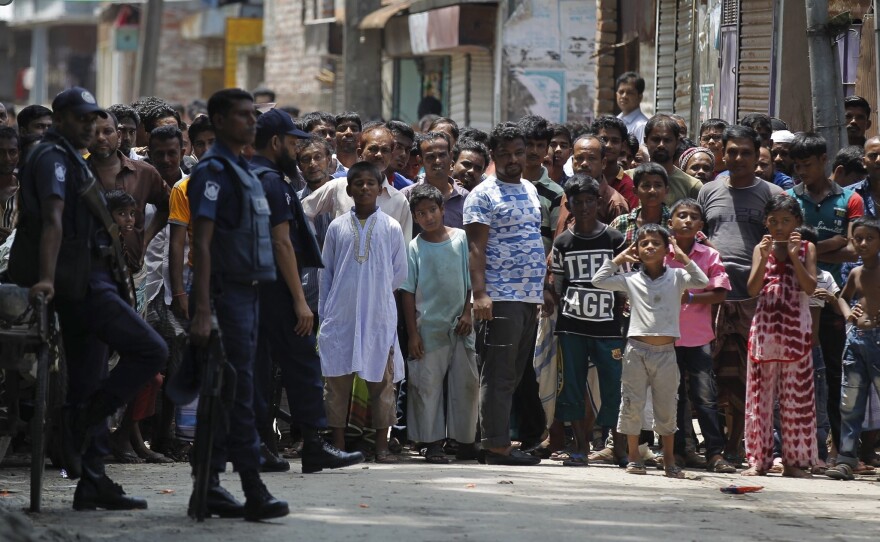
left=4, top=70, right=880, bottom=520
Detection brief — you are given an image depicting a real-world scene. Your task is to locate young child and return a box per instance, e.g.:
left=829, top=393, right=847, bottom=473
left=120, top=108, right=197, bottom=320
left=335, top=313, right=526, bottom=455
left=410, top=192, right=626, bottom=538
left=665, top=199, right=735, bottom=473
left=550, top=175, right=626, bottom=467
left=827, top=217, right=880, bottom=480
left=743, top=194, right=817, bottom=478
left=105, top=189, right=139, bottom=272
left=593, top=223, right=709, bottom=478
left=400, top=184, right=478, bottom=464
left=799, top=225, right=837, bottom=472
left=319, top=162, right=408, bottom=463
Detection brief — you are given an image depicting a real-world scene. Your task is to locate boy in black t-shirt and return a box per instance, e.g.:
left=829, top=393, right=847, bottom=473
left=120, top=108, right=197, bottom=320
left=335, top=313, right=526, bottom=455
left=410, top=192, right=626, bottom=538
left=550, top=174, right=627, bottom=466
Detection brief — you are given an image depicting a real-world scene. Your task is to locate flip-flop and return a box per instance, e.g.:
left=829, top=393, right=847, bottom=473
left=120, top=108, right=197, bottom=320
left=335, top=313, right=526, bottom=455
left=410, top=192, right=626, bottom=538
left=562, top=453, right=589, bottom=467
left=112, top=449, right=145, bottom=464
left=853, top=462, right=875, bottom=475
left=375, top=450, right=400, bottom=464
left=707, top=457, right=737, bottom=473
left=425, top=444, right=451, bottom=464
left=665, top=466, right=686, bottom=479
left=141, top=450, right=173, bottom=464
left=826, top=463, right=854, bottom=481
left=625, top=462, right=647, bottom=475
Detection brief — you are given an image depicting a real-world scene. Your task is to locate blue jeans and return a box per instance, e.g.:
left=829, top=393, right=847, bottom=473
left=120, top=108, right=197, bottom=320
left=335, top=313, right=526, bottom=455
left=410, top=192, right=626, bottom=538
left=813, top=345, right=830, bottom=461
left=838, top=326, right=880, bottom=467
left=674, top=345, right=727, bottom=459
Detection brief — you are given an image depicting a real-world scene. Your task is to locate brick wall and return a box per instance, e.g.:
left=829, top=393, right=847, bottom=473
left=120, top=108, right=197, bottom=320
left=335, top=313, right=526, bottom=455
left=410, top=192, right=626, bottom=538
left=263, top=0, right=332, bottom=113
left=154, top=4, right=207, bottom=103
left=594, top=0, right=618, bottom=115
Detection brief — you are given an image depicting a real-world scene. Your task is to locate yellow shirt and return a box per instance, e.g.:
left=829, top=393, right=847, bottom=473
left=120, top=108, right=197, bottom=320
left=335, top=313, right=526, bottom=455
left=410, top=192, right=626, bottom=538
left=168, top=176, right=192, bottom=266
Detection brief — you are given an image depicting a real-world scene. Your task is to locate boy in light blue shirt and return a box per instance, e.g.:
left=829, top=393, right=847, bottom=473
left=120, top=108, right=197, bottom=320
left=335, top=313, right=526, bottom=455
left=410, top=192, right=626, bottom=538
left=401, top=184, right=478, bottom=463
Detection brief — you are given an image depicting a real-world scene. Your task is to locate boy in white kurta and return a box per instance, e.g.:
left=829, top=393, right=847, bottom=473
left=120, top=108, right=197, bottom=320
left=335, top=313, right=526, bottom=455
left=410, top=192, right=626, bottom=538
left=319, top=162, right=408, bottom=463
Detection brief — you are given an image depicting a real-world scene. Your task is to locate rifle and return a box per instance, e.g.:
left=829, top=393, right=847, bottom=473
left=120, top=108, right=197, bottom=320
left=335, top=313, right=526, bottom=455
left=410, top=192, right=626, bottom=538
left=189, top=312, right=236, bottom=522
left=78, top=174, right=136, bottom=307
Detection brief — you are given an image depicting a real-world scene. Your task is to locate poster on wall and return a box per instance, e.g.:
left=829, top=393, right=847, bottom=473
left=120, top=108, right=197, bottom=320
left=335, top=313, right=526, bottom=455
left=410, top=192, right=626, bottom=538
left=510, top=69, right=566, bottom=123
left=502, top=0, right=597, bottom=123
left=700, top=84, right=714, bottom=122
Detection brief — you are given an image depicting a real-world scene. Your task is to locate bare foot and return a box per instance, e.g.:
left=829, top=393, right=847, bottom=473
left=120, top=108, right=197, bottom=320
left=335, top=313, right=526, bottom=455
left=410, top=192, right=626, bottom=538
left=782, top=465, right=812, bottom=478
left=740, top=466, right=767, bottom=476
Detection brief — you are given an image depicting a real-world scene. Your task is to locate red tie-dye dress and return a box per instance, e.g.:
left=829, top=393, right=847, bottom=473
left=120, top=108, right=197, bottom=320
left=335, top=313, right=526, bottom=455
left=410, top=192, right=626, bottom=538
left=748, top=240, right=812, bottom=363
left=745, top=240, right=817, bottom=470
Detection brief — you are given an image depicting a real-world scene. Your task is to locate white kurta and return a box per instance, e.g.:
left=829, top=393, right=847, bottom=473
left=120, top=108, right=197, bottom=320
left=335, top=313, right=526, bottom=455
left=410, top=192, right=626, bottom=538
left=300, top=177, right=413, bottom=243
left=318, top=208, right=408, bottom=383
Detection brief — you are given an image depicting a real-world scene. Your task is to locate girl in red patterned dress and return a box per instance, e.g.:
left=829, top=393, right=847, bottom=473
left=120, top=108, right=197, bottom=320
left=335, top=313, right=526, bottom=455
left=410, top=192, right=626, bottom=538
left=743, top=194, right=817, bottom=477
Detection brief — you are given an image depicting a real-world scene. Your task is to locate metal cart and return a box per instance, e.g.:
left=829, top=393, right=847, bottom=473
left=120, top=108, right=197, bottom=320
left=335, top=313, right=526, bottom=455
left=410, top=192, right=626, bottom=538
left=0, top=284, right=64, bottom=512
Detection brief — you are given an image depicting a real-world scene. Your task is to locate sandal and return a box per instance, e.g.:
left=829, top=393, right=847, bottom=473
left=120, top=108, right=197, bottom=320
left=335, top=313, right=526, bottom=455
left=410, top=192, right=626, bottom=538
left=589, top=447, right=616, bottom=464
left=375, top=450, right=400, bottom=464
left=625, top=462, right=647, bottom=475
left=111, top=448, right=145, bottom=464
left=425, top=443, right=451, bottom=464
left=665, top=466, right=686, bottom=479
left=853, top=461, right=876, bottom=475
left=707, top=457, right=736, bottom=473
left=825, top=463, right=854, bottom=481
left=562, top=453, right=589, bottom=467
left=550, top=449, right=573, bottom=461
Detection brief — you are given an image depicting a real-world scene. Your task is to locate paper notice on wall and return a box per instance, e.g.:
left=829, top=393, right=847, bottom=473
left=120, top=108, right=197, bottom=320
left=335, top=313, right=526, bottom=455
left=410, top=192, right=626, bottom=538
left=510, top=69, right=566, bottom=123
left=560, top=0, right=596, bottom=68
left=502, top=0, right=597, bottom=123
left=566, top=71, right=595, bottom=123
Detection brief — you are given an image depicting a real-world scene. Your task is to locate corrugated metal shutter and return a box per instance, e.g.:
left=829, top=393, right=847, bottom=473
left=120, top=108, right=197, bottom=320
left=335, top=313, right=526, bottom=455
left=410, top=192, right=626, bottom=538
left=674, top=0, right=694, bottom=115
left=737, top=0, right=774, bottom=119
left=469, top=49, right=494, bottom=131
left=450, top=53, right=468, bottom=124
left=655, top=0, right=694, bottom=116
left=654, top=0, right=677, bottom=113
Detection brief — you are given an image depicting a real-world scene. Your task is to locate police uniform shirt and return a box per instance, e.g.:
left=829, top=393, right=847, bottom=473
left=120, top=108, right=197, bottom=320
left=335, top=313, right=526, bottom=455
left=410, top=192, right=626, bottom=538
left=20, top=131, right=87, bottom=236
left=187, top=140, right=243, bottom=229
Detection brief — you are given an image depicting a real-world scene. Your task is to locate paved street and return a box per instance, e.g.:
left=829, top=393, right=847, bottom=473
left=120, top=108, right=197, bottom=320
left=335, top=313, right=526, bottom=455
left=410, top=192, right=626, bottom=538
left=2, top=455, right=879, bottom=541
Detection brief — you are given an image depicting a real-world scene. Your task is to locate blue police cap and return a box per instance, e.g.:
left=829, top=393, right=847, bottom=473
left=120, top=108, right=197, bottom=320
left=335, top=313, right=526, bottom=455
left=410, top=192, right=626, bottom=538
left=51, top=87, right=108, bottom=118
left=256, top=108, right=309, bottom=140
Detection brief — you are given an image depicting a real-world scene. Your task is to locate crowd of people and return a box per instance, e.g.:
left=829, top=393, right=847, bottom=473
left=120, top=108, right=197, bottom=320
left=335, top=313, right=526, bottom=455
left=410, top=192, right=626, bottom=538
left=2, top=70, right=880, bottom=519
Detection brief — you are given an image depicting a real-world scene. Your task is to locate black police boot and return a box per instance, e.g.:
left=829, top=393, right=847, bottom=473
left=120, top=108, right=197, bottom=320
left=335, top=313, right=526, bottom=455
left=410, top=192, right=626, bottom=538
left=61, top=391, right=115, bottom=480
left=188, top=472, right=245, bottom=519
left=240, top=470, right=289, bottom=522
left=72, top=474, right=148, bottom=511
left=301, top=437, right=365, bottom=474
left=260, top=443, right=290, bottom=473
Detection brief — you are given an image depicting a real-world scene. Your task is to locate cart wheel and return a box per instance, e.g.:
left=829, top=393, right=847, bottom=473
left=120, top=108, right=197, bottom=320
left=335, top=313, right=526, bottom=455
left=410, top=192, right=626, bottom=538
left=30, top=343, right=49, bottom=513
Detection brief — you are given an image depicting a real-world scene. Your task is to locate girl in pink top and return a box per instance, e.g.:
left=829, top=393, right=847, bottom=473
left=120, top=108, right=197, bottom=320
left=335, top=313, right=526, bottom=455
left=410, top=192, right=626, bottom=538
left=744, top=194, right=817, bottom=477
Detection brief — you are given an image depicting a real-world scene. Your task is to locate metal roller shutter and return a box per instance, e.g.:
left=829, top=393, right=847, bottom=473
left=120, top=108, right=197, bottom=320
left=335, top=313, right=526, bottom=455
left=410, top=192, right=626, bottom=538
left=450, top=53, right=468, bottom=124
left=655, top=0, right=695, bottom=116
left=655, top=0, right=677, bottom=114
left=737, top=0, right=774, bottom=119
left=674, top=0, right=694, bottom=116
left=468, top=49, right=494, bottom=131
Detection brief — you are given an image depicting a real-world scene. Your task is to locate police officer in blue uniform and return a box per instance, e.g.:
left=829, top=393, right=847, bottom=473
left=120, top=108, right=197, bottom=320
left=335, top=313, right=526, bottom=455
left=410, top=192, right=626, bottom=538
left=249, top=109, right=365, bottom=473
left=10, top=87, right=168, bottom=510
left=186, top=88, right=288, bottom=521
